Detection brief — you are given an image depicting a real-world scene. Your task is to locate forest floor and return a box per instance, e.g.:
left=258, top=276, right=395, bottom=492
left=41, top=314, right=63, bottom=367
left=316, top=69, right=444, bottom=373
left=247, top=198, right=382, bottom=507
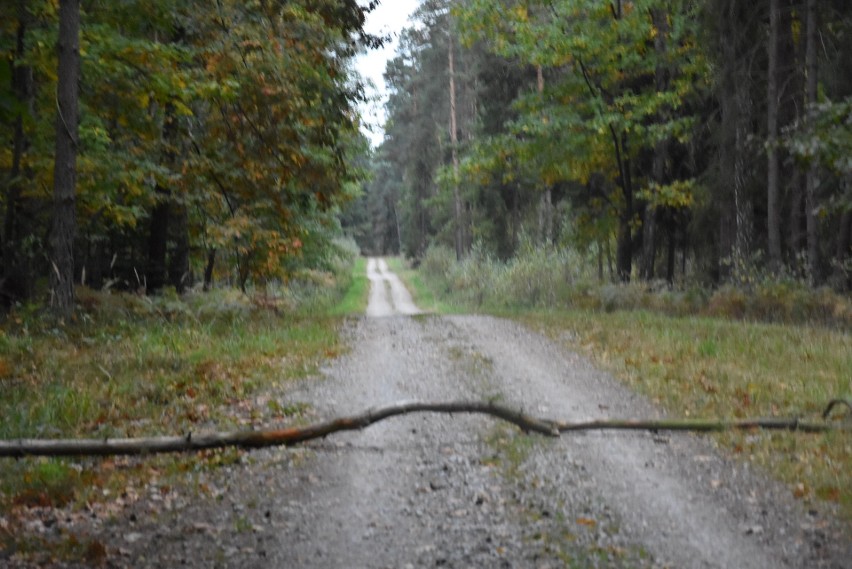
left=4, top=258, right=851, bottom=568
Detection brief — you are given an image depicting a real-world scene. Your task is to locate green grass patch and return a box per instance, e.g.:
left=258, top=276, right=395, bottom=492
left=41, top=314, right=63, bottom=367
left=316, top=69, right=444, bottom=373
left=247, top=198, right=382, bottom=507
left=329, top=256, right=369, bottom=316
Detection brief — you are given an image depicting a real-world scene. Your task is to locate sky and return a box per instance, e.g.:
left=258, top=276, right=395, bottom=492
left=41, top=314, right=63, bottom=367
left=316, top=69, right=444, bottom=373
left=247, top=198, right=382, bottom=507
left=354, top=0, right=421, bottom=147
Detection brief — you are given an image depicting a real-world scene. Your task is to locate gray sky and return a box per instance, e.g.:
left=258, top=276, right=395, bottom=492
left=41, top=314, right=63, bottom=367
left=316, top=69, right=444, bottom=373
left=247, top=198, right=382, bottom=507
left=355, top=0, right=420, bottom=147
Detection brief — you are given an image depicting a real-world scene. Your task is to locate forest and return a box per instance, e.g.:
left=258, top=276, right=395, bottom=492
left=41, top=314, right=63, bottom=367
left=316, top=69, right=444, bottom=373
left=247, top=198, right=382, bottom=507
left=1, top=0, right=381, bottom=316
left=1, top=0, right=850, bottom=317
left=1, top=2, right=851, bottom=565
left=346, top=0, right=852, bottom=294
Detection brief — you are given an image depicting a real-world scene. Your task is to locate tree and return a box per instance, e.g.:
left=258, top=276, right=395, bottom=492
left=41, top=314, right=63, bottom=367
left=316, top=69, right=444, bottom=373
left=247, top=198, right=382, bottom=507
left=456, top=0, right=706, bottom=281
left=766, top=0, right=782, bottom=271
left=448, top=30, right=464, bottom=260
left=50, top=0, right=79, bottom=317
left=805, top=0, right=819, bottom=283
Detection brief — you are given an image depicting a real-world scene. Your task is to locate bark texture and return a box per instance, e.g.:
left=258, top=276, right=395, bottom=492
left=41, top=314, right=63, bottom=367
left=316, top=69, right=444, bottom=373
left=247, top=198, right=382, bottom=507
left=50, top=0, right=80, bottom=317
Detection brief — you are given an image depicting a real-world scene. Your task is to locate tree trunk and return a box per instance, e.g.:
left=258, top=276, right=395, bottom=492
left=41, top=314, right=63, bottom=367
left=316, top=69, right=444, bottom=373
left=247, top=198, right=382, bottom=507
left=787, top=172, right=804, bottom=258
left=780, top=0, right=804, bottom=265
left=539, top=189, right=552, bottom=246
left=717, top=2, right=753, bottom=282
left=643, top=8, right=670, bottom=281
left=146, top=189, right=169, bottom=292
left=50, top=0, right=80, bottom=318
left=666, top=220, right=676, bottom=285
left=834, top=180, right=851, bottom=289
left=766, top=0, right=782, bottom=271
left=448, top=33, right=463, bottom=261
left=615, top=133, right=634, bottom=282
left=2, top=12, right=32, bottom=304
left=805, top=0, right=819, bottom=283
left=203, top=248, right=216, bottom=291
left=606, top=236, right=614, bottom=280
left=168, top=202, right=190, bottom=292
left=536, top=66, right=552, bottom=247
left=511, top=184, right=519, bottom=254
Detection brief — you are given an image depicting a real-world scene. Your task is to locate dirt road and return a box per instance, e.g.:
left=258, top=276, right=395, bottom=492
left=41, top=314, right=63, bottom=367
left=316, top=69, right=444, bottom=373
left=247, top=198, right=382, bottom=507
left=40, top=258, right=848, bottom=568
left=255, top=258, right=847, bottom=568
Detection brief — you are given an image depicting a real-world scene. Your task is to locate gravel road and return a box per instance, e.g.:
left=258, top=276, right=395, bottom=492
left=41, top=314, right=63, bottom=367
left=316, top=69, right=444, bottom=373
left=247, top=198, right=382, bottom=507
left=15, top=258, right=848, bottom=568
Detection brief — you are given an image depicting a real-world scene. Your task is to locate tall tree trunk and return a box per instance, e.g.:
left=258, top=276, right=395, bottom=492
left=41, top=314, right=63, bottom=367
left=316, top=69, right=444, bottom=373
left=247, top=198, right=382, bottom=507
left=666, top=220, right=676, bottom=285
left=766, top=0, right=782, bottom=271
left=717, top=1, right=753, bottom=282
left=50, top=0, right=80, bottom=318
left=643, top=8, right=670, bottom=281
left=3, top=11, right=32, bottom=303
left=835, top=214, right=851, bottom=289
left=448, top=33, right=463, bottom=261
left=608, top=0, right=633, bottom=282
left=511, top=184, right=519, bottom=254
left=780, top=0, right=804, bottom=265
left=615, top=133, right=634, bottom=282
left=147, top=189, right=169, bottom=292
left=148, top=103, right=178, bottom=293
left=834, top=180, right=851, bottom=289
left=168, top=202, right=190, bottom=292
left=536, top=65, right=552, bottom=246
left=804, top=0, right=819, bottom=283
left=203, top=249, right=216, bottom=292
left=787, top=171, right=804, bottom=258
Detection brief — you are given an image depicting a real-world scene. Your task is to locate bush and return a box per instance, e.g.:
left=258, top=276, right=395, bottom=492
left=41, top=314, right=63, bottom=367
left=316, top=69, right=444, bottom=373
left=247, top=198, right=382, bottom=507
left=420, top=245, right=456, bottom=288
left=497, top=247, right=573, bottom=307
left=448, top=244, right=499, bottom=307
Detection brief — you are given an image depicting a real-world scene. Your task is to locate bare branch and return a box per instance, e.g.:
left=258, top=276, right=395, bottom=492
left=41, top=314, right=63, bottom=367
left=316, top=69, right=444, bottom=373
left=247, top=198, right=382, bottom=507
left=1, top=400, right=847, bottom=458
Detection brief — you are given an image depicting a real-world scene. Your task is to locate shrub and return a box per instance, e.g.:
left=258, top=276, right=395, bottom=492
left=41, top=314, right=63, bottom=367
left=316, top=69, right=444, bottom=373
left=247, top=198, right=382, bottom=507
left=420, top=245, right=456, bottom=287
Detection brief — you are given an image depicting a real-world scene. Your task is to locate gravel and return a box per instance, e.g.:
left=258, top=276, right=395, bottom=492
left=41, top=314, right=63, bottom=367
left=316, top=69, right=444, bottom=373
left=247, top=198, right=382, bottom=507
left=7, top=260, right=849, bottom=568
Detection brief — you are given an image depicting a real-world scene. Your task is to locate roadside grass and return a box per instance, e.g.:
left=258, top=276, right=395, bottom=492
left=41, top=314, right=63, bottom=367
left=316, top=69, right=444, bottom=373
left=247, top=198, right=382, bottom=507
left=329, top=256, right=369, bottom=316
left=402, top=255, right=852, bottom=520
left=0, top=255, right=368, bottom=563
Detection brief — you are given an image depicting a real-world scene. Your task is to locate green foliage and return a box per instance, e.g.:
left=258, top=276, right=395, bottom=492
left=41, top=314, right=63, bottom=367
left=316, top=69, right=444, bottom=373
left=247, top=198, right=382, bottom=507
left=371, top=0, right=852, bottom=288
left=0, top=0, right=375, bottom=304
left=783, top=97, right=852, bottom=181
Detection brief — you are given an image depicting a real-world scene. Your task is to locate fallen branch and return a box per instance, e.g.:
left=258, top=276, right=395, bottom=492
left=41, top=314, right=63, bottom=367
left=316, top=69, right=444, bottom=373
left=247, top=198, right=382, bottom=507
left=0, top=400, right=848, bottom=458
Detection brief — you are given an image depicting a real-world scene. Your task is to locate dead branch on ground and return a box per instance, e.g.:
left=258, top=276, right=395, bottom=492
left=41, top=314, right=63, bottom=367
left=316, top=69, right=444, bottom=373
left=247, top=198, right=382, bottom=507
left=0, top=399, right=848, bottom=458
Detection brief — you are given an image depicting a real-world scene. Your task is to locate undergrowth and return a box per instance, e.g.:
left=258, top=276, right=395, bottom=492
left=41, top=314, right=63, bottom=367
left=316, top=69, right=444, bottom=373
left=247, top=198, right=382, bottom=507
left=401, top=246, right=852, bottom=520
left=416, top=244, right=852, bottom=328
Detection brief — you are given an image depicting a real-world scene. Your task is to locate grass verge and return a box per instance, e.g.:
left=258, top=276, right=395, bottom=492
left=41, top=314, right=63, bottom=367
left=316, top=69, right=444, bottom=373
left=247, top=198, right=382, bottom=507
left=0, top=257, right=368, bottom=564
left=329, top=256, right=369, bottom=316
